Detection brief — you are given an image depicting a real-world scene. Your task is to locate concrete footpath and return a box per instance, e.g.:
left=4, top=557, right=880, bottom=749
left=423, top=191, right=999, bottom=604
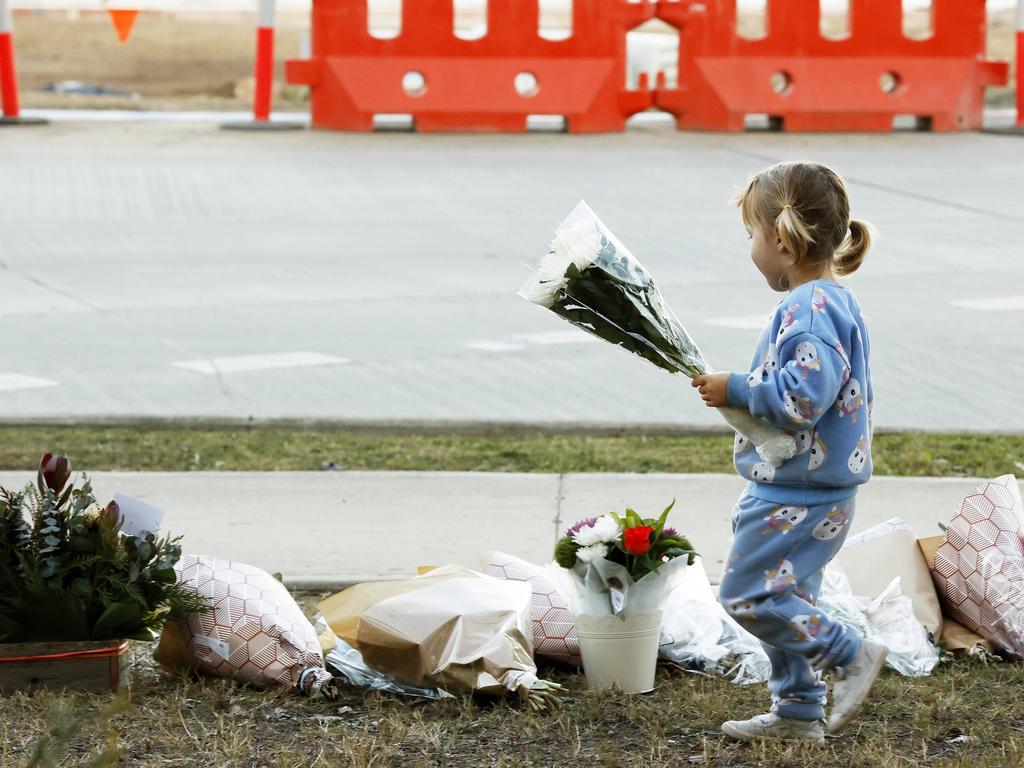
left=0, top=471, right=1013, bottom=589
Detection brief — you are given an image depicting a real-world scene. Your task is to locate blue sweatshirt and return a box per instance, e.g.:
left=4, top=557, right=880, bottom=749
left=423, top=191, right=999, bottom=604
left=726, top=279, right=873, bottom=506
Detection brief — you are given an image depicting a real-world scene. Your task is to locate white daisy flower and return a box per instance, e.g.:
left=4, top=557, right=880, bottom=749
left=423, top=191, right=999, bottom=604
left=590, top=514, right=621, bottom=543
left=575, top=543, right=609, bottom=564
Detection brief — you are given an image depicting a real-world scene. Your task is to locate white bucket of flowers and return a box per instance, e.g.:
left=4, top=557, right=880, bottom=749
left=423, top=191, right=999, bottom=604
left=547, top=502, right=696, bottom=694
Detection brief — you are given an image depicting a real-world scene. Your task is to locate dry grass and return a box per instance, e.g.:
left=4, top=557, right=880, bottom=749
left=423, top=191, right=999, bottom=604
left=3, top=593, right=1023, bottom=768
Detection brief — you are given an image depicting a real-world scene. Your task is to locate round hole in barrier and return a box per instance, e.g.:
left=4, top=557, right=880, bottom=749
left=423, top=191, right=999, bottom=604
left=770, top=71, right=792, bottom=95
left=880, top=71, right=901, bottom=94
left=514, top=72, right=540, bottom=98
left=402, top=71, right=427, bottom=98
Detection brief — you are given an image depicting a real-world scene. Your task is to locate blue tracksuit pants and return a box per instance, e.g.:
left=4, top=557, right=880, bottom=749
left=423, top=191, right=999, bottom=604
left=718, top=492, right=863, bottom=721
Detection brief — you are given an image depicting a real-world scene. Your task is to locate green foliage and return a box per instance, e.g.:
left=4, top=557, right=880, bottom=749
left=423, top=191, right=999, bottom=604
left=553, top=537, right=579, bottom=568
left=0, top=456, right=207, bottom=643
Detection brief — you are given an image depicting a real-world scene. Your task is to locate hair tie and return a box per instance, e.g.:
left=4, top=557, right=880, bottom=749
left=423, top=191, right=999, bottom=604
left=782, top=204, right=793, bottom=210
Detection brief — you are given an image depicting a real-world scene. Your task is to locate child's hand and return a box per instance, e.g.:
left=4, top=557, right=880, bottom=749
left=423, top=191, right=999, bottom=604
left=691, top=373, right=731, bottom=408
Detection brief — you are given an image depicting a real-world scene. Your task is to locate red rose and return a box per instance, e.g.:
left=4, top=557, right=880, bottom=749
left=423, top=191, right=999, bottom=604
left=623, top=525, right=654, bottom=555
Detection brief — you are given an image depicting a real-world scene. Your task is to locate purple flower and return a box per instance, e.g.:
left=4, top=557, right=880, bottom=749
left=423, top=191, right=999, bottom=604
left=564, top=517, right=597, bottom=539
left=661, top=527, right=678, bottom=539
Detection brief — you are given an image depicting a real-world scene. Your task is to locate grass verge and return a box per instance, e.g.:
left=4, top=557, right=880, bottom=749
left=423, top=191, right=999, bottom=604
left=2, top=593, right=1021, bottom=768
left=0, top=426, right=1020, bottom=478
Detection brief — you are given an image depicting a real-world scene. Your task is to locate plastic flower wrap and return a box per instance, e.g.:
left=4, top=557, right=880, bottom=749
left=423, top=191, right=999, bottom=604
left=547, top=502, right=696, bottom=619
left=520, top=200, right=797, bottom=467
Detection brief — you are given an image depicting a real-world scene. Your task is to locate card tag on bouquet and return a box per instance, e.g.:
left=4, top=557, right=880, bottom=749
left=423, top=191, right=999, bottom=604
left=609, top=586, right=626, bottom=615
left=112, top=493, right=166, bottom=537
left=191, top=633, right=230, bottom=660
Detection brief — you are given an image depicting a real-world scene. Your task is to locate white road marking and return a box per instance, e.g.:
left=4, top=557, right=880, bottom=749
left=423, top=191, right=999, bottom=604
left=704, top=315, right=769, bottom=329
left=466, top=330, right=599, bottom=353
left=0, top=374, right=59, bottom=392
left=172, top=352, right=351, bottom=374
left=464, top=341, right=524, bottom=352
left=951, top=296, right=1024, bottom=311
left=512, top=331, right=599, bottom=345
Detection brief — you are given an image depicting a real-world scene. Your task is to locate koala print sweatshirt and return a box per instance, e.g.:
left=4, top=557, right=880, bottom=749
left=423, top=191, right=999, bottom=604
left=726, top=279, right=873, bottom=506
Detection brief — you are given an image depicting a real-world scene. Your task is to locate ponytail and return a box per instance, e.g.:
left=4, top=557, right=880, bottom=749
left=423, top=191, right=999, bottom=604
left=737, top=161, right=875, bottom=279
left=774, top=204, right=816, bottom=262
left=834, top=219, right=872, bottom=276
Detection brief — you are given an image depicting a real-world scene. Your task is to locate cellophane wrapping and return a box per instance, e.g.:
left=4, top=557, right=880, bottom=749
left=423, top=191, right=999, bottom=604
left=657, top=558, right=771, bottom=685
left=544, top=552, right=691, bottom=621
left=818, top=564, right=939, bottom=677
left=520, top=200, right=797, bottom=467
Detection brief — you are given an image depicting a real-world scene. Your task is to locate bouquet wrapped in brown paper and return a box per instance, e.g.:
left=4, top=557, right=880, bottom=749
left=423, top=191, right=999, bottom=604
left=318, top=564, right=561, bottom=709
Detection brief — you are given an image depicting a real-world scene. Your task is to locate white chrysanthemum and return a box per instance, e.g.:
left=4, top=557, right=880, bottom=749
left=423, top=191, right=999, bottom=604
left=590, top=514, right=621, bottom=543
left=575, top=543, right=609, bottom=564
left=572, top=522, right=602, bottom=547
left=572, top=514, right=620, bottom=546
left=524, top=221, right=604, bottom=307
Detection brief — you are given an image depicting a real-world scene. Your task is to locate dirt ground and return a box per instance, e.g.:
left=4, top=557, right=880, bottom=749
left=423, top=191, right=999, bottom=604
left=8, top=9, right=1017, bottom=113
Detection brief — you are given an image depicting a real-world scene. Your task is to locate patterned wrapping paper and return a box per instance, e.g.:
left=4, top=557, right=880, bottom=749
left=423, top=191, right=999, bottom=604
left=482, top=551, right=581, bottom=668
left=930, top=475, right=1024, bottom=657
left=155, top=555, right=333, bottom=695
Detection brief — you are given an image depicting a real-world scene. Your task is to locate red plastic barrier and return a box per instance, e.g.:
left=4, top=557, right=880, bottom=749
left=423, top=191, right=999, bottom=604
left=654, top=0, right=1008, bottom=132
left=1016, top=0, right=1022, bottom=127
left=286, top=0, right=653, bottom=133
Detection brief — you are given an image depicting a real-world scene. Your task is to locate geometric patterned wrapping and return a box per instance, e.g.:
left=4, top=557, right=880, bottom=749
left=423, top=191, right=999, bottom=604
left=483, top=551, right=581, bottom=668
left=930, top=475, right=1024, bottom=657
left=157, top=555, right=332, bottom=693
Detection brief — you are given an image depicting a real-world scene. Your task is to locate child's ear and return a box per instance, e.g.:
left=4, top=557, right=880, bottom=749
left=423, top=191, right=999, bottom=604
left=775, top=235, right=786, bottom=252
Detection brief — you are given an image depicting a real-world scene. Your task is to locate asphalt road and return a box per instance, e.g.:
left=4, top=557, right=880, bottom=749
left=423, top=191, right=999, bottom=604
left=1, top=116, right=1022, bottom=431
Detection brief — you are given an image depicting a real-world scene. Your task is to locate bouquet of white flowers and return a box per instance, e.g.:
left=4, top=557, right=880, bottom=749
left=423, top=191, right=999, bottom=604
left=520, top=200, right=797, bottom=467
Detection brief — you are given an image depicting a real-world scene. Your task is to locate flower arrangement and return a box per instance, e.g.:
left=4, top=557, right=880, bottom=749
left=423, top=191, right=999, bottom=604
left=0, top=453, right=206, bottom=643
left=554, top=501, right=696, bottom=582
left=520, top=200, right=797, bottom=467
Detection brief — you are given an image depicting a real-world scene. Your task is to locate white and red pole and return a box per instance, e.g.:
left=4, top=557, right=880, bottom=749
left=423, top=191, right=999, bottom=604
left=222, top=0, right=299, bottom=130
left=0, top=0, right=43, bottom=125
left=0, top=0, right=21, bottom=119
left=253, top=0, right=275, bottom=121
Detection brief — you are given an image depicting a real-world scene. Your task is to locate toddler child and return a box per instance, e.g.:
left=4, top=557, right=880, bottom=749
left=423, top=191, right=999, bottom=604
left=691, top=161, right=887, bottom=745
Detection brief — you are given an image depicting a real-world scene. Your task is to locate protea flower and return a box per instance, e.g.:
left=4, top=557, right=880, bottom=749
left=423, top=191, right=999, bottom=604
left=38, top=453, right=71, bottom=495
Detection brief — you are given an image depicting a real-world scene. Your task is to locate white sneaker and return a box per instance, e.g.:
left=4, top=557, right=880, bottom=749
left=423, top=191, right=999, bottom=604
left=721, top=713, right=826, bottom=745
left=827, top=638, right=888, bottom=734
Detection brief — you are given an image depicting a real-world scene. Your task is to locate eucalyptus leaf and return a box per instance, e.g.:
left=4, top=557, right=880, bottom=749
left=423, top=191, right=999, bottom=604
left=92, top=602, right=144, bottom=640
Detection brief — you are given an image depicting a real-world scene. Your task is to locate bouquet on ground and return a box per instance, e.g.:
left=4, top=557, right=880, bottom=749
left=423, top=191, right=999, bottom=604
left=0, top=453, right=205, bottom=643
left=547, top=501, right=696, bottom=692
left=520, top=200, right=797, bottom=467
left=550, top=500, right=697, bottom=618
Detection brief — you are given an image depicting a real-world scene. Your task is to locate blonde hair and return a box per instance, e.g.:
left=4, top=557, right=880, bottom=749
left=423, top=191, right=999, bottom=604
left=734, top=161, right=872, bottom=277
